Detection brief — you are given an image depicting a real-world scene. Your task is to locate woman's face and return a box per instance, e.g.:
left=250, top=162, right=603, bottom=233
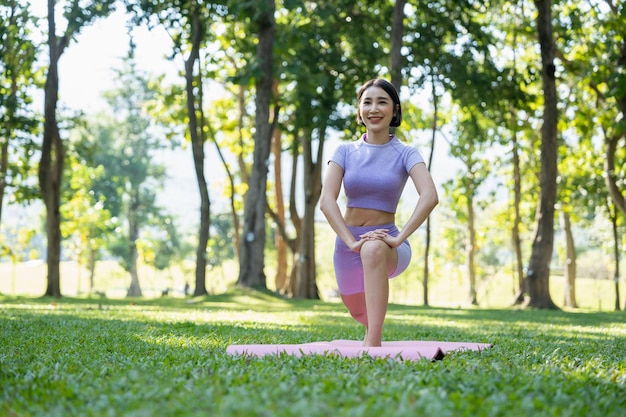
left=358, top=86, right=397, bottom=132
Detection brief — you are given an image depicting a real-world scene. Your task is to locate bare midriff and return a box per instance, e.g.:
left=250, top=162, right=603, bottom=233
left=344, top=207, right=395, bottom=227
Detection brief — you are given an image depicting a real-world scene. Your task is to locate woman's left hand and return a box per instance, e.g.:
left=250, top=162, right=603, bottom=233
left=359, top=229, right=400, bottom=248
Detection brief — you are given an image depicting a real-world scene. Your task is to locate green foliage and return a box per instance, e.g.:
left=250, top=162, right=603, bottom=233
left=60, top=156, right=111, bottom=267
left=4, top=0, right=625, bottom=304
left=0, top=293, right=624, bottom=416
left=62, top=0, right=117, bottom=40
left=0, top=0, right=43, bottom=205
left=74, top=55, right=177, bottom=276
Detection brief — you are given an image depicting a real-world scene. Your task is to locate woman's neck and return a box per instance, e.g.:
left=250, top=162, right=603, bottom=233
left=364, top=131, right=392, bottom=144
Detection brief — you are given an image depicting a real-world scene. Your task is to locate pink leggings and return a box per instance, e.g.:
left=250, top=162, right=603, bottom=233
left=333, top=223, right=411, bottom=295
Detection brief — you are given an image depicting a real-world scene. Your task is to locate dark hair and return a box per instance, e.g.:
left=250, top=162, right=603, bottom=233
left=356, top=79, right=402, bottom=127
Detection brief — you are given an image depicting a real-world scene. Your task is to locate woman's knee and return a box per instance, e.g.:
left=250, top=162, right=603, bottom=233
left=350, top=309, right=368, bottom=326
left=342, top=293, right=368, bottom=326
left=360, top=240, right=389, bottom=265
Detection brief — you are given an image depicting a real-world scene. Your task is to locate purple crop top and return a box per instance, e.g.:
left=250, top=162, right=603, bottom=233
left=329, top=134, right=425, bottom=213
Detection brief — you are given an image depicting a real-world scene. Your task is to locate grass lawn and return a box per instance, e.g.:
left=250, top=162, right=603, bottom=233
left=1, top=290, right=625, bottom=417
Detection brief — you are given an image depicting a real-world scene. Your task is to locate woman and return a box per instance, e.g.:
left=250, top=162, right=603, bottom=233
left=319, top=79, right=439, bottom=347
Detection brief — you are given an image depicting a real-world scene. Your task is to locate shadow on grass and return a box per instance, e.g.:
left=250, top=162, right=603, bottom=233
left=2, top=289, right=624, bottom=348
left=1, top=287, right=624, bottom=344
left=3, top=298, right=625, bottom=417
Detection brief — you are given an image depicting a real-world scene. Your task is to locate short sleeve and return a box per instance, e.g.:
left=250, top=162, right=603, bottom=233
left=404, top=146, right=425, bottom=173
left=329, top=143, right=347, bottom=170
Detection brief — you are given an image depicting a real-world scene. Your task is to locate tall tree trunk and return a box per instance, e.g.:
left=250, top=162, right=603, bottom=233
left=423, top=79, right=439, bottom=306
left=511, top=126, right=526, bottom=304
left=272, top=108, right=288, bottom=293
left=560, top=211, right=577, bottom=308
left=604, top=32, right=626, bottom=217
left=294, top=204, right=319, bottom=299
left=0, top=114, right=8, bottom=228
left=604, top=134, right=626, bottom=217
left=270, top=80, right=288, bottom=293
left=238, top=0, right=275, bottom=288
left=607, top=201, right=621, bottom=311
left=389, top=0, right=406, bottom=92
left=39, top=0, right=68, bottom=298
left=510, top=4, right=526, bottom=306
left=525, top=0, right=558, bottom=309
left=294, top=124, right=324, bottom=299
left=467, top=193, right=478, bottom=305
left=126, top=193, right=142, bottom=297
left=0, top=41, right=15, bottom=226
left=185, top=4, right=209, bottom=296
left=286, top=135, right=301, bottom=296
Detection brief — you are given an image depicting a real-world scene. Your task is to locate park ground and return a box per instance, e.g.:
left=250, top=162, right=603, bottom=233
left=1, top=257, right=623, bottom=311
left=1, top=289, right=625, bottom=416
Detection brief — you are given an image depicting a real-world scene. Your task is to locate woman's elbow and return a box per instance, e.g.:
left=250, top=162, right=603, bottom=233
left=319, top=194, right=333, bottom=215
left=427, top=190, right=439, bottom=210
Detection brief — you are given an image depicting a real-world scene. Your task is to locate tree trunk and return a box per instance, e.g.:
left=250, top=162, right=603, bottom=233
left=525, top=0, right=558, bottom=309
left=238, top=0, right=275, bottom=288
left=0, top=2, right=16, bottom=228
left=293, top=124, right=324, bottom=299
left=126, top=194, right=142, bottom=297
left=467, top=193, right=478, bottom=306
left=0, top=113, right=8, bottom=228
left=272, top=136, right=288, bottom=293
left=607, top=202, right=621, bottom=311
left=509, top=6, right=526, bottom=306
left=294, top=205, right=319, bottom=299
left=286, top=134, right=301, bottom=296
left=560, top=211, right=577, bottom=308
left=511, top=126, right=526, bottom=305
left=604, top=134, right=626, bottom=217
left=423, top=79, right=438, bottom=306
left=39, top=0, right=68, bottom=298
left=88, top=247, right=96, bottom=295
left=604, top=32, right=626, bottom=217
left=185, top=5, right=209, bottom=296
left=389, top=0, right=406, bottom=92
left=271, top=81, right=288, bottom=294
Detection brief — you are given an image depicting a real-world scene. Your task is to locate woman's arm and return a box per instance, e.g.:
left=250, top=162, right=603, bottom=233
left=383, top=163, right=439, bottom=247
left=319, top=162, right=365, bottom=252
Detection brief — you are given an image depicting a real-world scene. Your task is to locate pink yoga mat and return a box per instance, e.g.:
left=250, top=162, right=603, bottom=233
left=226, top=339, right=492, bottom=361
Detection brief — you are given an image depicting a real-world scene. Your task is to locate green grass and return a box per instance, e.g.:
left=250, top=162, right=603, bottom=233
left=1, top=290, right=625, bottom=417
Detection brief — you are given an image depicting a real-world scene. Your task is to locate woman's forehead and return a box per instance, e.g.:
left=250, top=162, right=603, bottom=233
left=360, top=86, right=391, bottom=100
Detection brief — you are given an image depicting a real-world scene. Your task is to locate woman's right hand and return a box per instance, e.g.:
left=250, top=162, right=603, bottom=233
left=348, top=239, right=366, bottom=253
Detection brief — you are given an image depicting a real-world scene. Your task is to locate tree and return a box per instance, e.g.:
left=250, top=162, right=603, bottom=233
left=444, top=110, right=493, bottom=305
left=61, top=141, right=111, bottom=294
left=524, top=0, right=559, bottom=309
left=237, top=0, right=275, bottom=289
left=403, top=0, right=509, bottom=305
left=126, top=0, right=235, bottom=296
left=0, top=1, right=41, bottom=230
left=39, top=0, right=116, bottom=297
left=182, top=2, right=211, bottom=296
left=389, top=0, right=407, bottom=92
left=83, top=53, right=169, bottom=297
left=268, top=0, right=392, bottom=298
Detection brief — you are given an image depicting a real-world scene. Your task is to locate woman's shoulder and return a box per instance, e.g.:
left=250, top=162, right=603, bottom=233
left=336, top=136, right=365, bottom=152
left=389, top=135, right=417, bottom=151
left=390, top=136, right=425, bottom=163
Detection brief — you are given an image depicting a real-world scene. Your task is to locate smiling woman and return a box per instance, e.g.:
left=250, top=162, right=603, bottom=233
left=320, top=79, right=439, bottom=347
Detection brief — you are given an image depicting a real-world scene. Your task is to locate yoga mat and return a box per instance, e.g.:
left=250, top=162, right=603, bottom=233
left=226, top=339, right=492, bottom=361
